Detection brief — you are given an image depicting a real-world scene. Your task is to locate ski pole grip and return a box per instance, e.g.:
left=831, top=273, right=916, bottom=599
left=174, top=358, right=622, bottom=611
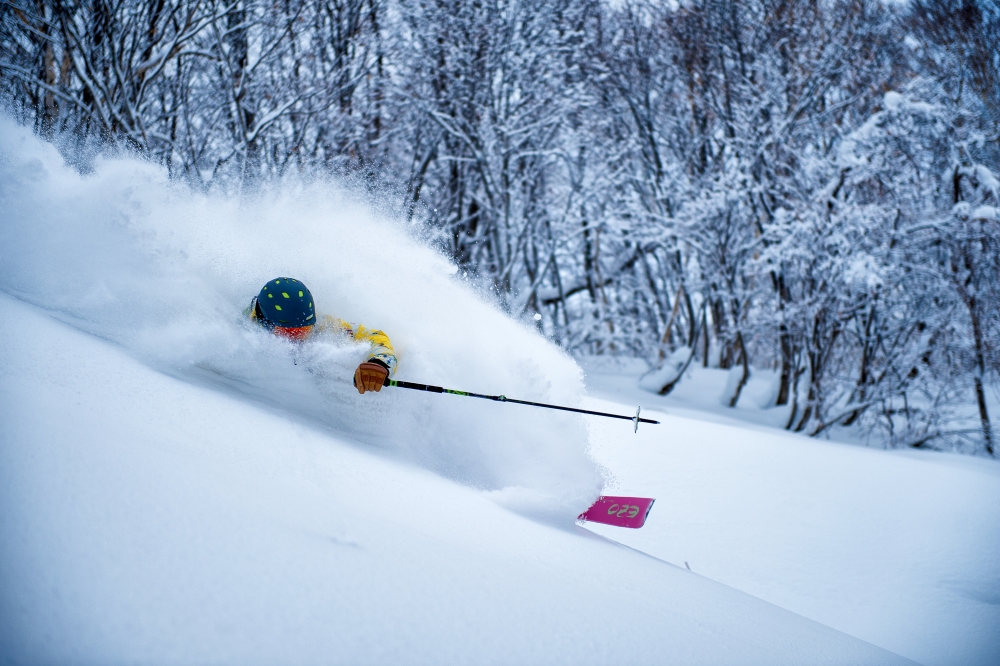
left=385, top=378, right=445, bottom=393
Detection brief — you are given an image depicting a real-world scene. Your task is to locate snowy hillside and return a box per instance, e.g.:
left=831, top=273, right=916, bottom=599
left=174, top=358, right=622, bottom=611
left=584, top=362, right=1000, bottom=666
left=0, top=119, right=994, bottom=665
left=0, top=292, right=915, bottom=665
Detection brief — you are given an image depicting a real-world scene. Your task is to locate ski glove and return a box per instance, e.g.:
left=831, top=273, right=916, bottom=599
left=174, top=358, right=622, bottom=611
left=354, top=360, right=389, bottom=394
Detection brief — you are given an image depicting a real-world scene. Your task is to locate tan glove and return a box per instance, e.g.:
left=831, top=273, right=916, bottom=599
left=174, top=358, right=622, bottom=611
left=354, top=361, right=388, bottom=394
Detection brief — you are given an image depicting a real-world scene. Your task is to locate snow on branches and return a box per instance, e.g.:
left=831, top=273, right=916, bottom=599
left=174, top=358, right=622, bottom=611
left=2, top=0, right=997, bottom=453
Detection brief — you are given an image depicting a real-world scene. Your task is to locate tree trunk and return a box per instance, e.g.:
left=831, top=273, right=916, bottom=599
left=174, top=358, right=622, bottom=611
left=658, top=284, right=685, bottom=360
left=727, top=330, right=751, bottom=407
left=968, top=296, right=993, bottom=454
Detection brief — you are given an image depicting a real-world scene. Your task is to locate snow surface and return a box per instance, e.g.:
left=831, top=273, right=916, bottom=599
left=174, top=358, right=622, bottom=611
left=0, top=117, right=988, bottom=664
left=0, top=292, right=912, bottom=665
left=583, top=359, right=1000, bottom=666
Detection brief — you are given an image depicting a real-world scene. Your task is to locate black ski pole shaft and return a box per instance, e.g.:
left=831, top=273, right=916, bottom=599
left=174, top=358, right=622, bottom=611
left=383, top=378, right=660, bottom=427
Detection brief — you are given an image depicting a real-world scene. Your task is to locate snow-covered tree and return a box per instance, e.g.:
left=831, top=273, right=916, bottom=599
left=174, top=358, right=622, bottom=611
left=3, top=0, right=996, bottom=453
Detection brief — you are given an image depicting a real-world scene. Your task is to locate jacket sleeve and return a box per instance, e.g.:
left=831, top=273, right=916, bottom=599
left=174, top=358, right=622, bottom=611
left=318, top=315, right=397, bottom=375
left=244, top=297, right=259, bottom=323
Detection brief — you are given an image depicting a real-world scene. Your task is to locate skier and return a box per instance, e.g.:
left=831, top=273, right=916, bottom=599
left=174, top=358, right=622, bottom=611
left=246, top=277, right=396, bottom=394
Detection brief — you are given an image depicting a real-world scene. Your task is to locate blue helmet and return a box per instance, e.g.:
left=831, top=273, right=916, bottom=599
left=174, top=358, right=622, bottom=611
left=254, top=278, right=316, bottom=328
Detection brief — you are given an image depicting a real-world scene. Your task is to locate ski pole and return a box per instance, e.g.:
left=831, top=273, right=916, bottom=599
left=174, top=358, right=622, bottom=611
left=383, top=377, right=659, bottom=432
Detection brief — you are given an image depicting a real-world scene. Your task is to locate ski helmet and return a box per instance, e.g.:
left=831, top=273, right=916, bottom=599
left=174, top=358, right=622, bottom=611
left=255, top=278, right=316, bottom=328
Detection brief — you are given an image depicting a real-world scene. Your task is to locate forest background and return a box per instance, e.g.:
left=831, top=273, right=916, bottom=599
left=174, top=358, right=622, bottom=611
left=2, top=0, right=998, bottom=454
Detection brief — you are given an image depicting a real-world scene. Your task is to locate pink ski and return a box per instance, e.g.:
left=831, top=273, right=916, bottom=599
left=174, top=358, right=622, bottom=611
left=578, top=496, right=655, bottom=529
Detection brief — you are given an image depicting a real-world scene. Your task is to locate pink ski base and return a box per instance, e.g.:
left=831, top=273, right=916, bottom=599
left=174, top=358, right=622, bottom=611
left=578, top=496, right=655, bottom=529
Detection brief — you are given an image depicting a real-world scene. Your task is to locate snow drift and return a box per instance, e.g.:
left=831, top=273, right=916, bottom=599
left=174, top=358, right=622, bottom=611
left=0, top=118, right=602, bottom=517
left=1, top=290, right=917, bottom=665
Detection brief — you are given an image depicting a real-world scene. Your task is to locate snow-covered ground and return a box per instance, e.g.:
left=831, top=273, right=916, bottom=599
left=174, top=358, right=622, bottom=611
left=582, top=361, right=1000, bottom=666
left=1, top=292, right=916, bottom=665
left=1, top=118, right=996, bottom=664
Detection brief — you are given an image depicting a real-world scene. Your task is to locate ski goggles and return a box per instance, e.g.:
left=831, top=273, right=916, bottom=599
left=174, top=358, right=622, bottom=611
left=251, top=297, right=313, bottom=342
left=273, top=325, right=313, bottom=342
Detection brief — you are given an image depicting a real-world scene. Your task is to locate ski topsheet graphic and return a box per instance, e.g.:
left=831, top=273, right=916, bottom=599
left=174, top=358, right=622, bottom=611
left=578, top=496, right=655, bottom=529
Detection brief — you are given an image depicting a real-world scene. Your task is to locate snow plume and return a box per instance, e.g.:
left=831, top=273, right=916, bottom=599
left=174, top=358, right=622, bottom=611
left=0, top=118, right=602, bottom=519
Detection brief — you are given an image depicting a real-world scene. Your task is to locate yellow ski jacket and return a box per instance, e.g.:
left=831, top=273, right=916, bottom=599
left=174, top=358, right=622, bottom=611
left=246, top=303, right=397, bottom=374
left=316, top=315, right=397, bottom=375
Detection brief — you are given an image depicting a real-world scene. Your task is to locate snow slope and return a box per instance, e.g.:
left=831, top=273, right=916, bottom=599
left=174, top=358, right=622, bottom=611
left=0, top=293, right=913, bottom=664
left=0, top=116, right=599, bottom=520
left=583, top=363, right=1000, bottom=666
left=0, top=117, right=963, bottom=664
